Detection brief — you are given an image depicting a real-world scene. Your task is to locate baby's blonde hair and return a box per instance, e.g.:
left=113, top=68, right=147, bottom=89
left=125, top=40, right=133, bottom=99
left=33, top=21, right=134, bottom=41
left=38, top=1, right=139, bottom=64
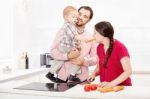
left=63, top=6, right=77, bottom=20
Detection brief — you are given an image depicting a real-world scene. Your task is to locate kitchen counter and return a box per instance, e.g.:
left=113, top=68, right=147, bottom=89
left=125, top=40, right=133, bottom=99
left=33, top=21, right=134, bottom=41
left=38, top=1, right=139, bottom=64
left=0, top=68, right=150, bottom=99
left=0, top=68, right=49, bottom=83
left=0, top=80, right=150, bottom=99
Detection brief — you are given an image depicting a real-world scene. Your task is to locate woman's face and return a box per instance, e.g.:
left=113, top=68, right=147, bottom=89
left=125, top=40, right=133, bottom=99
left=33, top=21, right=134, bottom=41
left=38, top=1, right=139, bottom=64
left=94, top=29, right=104, bottom=43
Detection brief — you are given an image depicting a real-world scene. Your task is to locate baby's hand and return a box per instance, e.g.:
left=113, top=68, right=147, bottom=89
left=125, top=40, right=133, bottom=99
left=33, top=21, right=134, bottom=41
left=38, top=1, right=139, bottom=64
left=75, top=35, right=95, bottom=43
left=75, top=35, right=86, bottom=41
left=85, top=37, right=96, bottom=43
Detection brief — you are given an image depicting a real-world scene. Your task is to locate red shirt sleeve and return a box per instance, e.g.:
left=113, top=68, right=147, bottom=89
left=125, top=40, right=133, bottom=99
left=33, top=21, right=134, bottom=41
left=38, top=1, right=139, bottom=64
left=116, top=41, right=130, bottom=60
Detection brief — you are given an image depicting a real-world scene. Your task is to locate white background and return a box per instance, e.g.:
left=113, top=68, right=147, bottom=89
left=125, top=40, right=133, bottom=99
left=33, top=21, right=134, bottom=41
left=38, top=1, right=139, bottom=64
left=0, top=0, right=150, bottom=71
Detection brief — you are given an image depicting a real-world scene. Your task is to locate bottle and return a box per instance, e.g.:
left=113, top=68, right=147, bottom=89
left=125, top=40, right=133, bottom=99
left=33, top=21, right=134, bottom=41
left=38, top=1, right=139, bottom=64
left=25, top=52, right=29, bottom=69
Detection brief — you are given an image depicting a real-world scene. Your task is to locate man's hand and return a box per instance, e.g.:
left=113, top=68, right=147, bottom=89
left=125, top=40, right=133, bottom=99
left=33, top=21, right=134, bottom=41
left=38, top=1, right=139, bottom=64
left=67, top=48, right=80, bottom=60
left=87, top=73, right=96, bottom=82
left=71, top=56, right=84, bottom=66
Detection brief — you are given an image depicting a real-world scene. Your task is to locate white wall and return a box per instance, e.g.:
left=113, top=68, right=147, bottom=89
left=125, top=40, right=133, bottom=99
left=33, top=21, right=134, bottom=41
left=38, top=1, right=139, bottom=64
left=1, top=0, right=150, bottom=70
left=0, top=0, right=13, bottom=70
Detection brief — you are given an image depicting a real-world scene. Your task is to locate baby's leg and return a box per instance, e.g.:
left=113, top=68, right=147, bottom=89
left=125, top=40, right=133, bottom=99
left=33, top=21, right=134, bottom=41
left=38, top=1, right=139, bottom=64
left=68, top=64, right=81, bottom=82
left=68, top=64, right=81, bottom=75
left=49, top=60, right=64, bottom=74
left=46, top=60, right=64, bottom=82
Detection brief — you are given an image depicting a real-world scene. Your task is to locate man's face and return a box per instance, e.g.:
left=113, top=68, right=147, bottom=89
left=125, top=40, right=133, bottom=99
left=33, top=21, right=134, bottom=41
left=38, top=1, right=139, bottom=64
left=76, top=8, right=91, bottom=26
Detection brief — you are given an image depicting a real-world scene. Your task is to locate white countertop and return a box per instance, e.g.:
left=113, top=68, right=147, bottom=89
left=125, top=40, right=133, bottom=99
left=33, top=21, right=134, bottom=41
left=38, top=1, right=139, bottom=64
left=0, top=80, right=150, bottom=99
left=0, top=68, right=49, bottom=83
left=0, top=68, right=150, bottom=99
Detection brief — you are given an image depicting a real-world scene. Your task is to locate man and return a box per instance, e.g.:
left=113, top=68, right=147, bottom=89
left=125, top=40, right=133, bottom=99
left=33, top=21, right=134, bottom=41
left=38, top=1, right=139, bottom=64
left=47, top=6, right=97, bottom=83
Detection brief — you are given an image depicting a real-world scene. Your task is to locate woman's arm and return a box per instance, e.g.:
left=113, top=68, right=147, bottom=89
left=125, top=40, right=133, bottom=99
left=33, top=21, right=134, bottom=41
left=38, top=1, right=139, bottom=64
left=110, top=56, right=132, bottom=86
left=87, top=64, right=100, bottom=82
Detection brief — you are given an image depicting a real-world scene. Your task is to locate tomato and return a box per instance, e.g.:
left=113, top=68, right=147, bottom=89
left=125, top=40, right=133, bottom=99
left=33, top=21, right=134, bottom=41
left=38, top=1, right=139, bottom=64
left=84, top=84, right=98, bottom=92
left=90, top=84, right=97, bottom=90
left=84, top=85, right=91, bottom=92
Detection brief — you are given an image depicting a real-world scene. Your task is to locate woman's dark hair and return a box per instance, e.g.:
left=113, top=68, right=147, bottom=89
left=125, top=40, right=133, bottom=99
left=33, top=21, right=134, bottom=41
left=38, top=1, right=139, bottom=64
left=95, top=21, right=114, bottom=68
left=78, top=6, right=93, bottom=20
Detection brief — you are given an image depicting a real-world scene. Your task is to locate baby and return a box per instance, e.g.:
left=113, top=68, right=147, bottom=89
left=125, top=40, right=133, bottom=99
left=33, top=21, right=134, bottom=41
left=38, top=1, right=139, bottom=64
left=46, top=6, right=91, bottom=83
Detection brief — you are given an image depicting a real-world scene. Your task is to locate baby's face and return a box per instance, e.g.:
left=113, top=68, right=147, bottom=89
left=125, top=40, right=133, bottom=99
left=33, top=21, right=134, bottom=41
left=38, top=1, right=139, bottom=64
left=66, top=10, right=78, bottom=24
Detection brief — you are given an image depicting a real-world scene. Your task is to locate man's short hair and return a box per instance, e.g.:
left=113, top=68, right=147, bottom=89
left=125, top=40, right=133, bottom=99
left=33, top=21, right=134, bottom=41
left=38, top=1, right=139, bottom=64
left=78, top=6, right=93, bottom=20
left=63, top=6, right=77, bottom=19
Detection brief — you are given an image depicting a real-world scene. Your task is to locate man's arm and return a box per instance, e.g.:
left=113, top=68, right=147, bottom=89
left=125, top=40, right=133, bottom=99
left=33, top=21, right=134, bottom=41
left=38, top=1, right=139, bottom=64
left=83, top=42, right=98, bottom=67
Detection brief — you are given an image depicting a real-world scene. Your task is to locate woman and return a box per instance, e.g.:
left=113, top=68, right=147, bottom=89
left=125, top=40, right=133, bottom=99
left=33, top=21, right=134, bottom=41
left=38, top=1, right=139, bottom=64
left=87, top=21, right=132, bottom=87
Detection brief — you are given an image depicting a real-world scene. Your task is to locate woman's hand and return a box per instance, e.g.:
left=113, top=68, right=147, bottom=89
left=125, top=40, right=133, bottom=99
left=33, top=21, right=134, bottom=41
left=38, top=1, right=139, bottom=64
left=67, top=48, right=80, bottom=59
left=98, top=81, right=115, bottom=88
left=71, top=56, right=84, bottom=66
left=87, top=73, right=96, bottom=82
